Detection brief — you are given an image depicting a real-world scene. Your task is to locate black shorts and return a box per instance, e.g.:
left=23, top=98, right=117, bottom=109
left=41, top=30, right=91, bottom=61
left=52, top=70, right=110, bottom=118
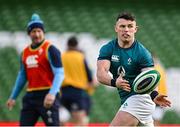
left=20, top=90, right=60, bottom=126
left=60, top=86, right=91, bottom=114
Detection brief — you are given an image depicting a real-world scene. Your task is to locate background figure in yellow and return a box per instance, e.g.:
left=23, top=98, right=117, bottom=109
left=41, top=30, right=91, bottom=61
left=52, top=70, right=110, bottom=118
left=60, top=36, right=95, bottom=126
left=153, top=54, right=168, bottom=126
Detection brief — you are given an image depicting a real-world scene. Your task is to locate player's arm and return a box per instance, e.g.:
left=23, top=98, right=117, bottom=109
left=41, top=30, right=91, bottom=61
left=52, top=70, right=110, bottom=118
left=97, top=59, right=112, bottom=86
left=140, top=60, right=164, bottom=104
left=6, top=55, right=27, bottom=110
left=84, top=59, right=93, bottom=83
left=97, top=43, right=113, bottom=86
left=97, top=60, right=130, bottom=91
left=44, top=45, right=64, bottom=108
left=48, top=45, right=64, bottom=95
left=141, top=67, right=171, bottom=107
left=140, top=53, right=171, bottom=107
left=97, top=43, right=130, bottom=91
left=151, top=91, right=171, bottom=107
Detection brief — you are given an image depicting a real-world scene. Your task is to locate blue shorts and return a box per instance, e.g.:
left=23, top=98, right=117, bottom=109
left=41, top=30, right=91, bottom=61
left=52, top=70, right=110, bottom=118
left=20, top=90, right=60, bottom=126
left=60, top=86, right=91, bottom=114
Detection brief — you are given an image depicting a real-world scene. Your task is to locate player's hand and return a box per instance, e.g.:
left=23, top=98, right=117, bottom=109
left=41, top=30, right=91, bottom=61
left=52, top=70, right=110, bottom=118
left=153, top=94, right=171, bottom=107
left=44, top=93, right=55, bottom=109
left=6, top=99, right=16, bottom=111
left=116, top=76, right=131, bottom=92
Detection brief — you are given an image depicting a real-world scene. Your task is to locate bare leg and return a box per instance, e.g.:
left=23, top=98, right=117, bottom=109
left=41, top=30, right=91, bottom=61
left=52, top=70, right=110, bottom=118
left=71, top=110, right=88, bottom=126
left=110, top=111, right=139, bottom=126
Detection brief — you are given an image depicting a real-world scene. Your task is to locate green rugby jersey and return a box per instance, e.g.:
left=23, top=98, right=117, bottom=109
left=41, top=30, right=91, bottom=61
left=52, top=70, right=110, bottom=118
left=98, top=39, right=154, bottom=104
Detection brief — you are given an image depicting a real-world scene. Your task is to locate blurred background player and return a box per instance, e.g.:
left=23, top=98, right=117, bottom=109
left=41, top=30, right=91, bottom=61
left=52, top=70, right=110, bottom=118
left=60, top=36, right=96, bottom=126
left=6, top=13, right=64, bottom=126
left=153, top=54, right=168, bottom=126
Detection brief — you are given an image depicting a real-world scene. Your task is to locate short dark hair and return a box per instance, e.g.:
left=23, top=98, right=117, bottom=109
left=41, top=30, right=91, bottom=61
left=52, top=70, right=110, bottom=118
left=67, top=36, right=78, bottom=47
left=116, top=12, right=136, bottom=21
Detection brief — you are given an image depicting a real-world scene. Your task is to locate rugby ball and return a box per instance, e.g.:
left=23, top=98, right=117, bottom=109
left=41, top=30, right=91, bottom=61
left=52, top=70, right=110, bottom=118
left=133, top=69, right=161, bottom=94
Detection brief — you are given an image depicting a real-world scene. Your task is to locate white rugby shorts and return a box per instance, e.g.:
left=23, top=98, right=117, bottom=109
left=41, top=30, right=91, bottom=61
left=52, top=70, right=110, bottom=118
left=152, top=106, right=164, bottom=121
left=120, top=94, right=156, bottom=126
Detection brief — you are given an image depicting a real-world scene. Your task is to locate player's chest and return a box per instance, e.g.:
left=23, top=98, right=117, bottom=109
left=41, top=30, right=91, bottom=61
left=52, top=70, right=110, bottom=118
left=110, top=49, right=138, bottom=71
left=23, top=49, right=47, bottom=68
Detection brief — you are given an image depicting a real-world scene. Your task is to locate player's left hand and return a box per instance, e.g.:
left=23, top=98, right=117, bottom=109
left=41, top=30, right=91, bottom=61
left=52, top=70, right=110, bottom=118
left=153, top=94, right=171, bottom=107
left=6, top=99, right=16, bottom=110
left=44, top=93, right=55, bottom=108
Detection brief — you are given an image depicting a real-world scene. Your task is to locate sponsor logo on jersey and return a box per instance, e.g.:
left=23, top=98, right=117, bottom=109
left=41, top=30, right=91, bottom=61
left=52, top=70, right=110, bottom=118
left=26, top=55, right=38, bottom=68
left=111, top=55, right=119, bottom=62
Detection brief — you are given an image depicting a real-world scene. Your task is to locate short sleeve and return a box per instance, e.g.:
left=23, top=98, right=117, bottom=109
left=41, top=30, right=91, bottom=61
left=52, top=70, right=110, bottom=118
left=139, top=48, right=154, bottom=69
left=97, top=43, right=113, bottom=61
left=48, top=45, right=62, bottom=67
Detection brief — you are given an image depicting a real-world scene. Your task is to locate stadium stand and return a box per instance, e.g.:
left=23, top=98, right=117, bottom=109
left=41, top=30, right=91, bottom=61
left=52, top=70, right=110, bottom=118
left=0, top=0, right=180, bottom=124
left=0, top=0, right=179, bottom=67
